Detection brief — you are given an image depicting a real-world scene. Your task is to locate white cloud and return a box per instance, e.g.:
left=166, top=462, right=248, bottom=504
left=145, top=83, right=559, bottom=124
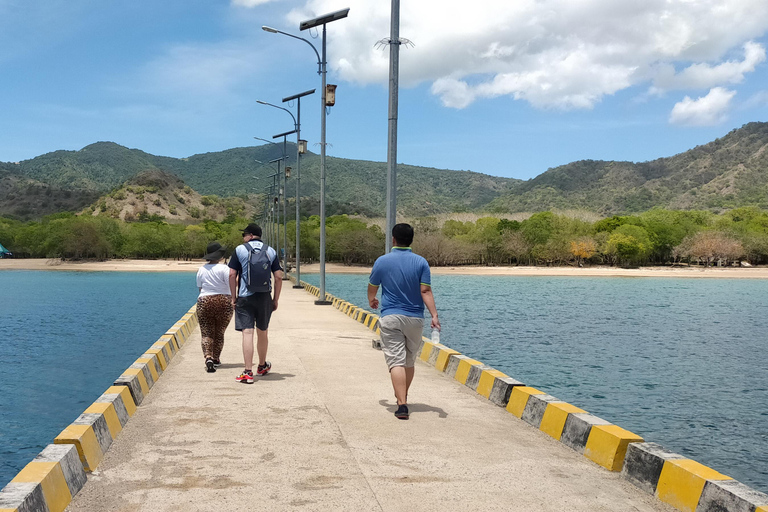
left=652, top=42, right=766, bottom=91
left=669, top=87, right=736, bottom=126
left=286, top=0, right=768, bottom=110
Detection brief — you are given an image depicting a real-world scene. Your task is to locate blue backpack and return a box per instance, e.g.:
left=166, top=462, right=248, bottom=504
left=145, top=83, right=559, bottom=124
left=245, top=242, right=273, bottom=293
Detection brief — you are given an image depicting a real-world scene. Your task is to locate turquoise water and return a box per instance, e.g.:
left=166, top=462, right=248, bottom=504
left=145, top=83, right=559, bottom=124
left=302, top=273, right=768, bottom=493
left=0, top=271, right=196, bottom=488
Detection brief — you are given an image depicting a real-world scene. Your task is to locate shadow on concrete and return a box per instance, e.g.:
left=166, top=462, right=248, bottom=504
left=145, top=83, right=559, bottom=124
left=215, top=363, right=244, bottom=370
left=259, top=372, right=296, bottom=381
left=378, top=399, right=448, bottom=418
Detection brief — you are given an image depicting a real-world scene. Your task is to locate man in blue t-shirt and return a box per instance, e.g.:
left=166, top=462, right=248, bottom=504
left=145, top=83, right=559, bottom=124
left=228, top=223, right=283, bottom=384
left=368, top=223, right=440, bottom=420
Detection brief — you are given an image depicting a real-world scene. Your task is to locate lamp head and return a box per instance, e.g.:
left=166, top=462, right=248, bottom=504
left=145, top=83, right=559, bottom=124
left=262, top=26, right=278, bottom=33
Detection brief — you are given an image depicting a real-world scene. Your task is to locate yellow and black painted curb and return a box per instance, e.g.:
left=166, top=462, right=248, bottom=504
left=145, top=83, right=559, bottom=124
left=0, top=305, right=199, bottom=512
left=287, top=274, right=768, bottom=512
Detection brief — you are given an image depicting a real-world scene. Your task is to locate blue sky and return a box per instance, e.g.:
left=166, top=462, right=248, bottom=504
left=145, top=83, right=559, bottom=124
left=2, top=0, right=768, bottom=180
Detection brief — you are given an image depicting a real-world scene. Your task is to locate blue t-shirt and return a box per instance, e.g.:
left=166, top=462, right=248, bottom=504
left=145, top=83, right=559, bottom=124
left=369, top=247, right=431, bottom=318
left=228, top=240, right=282, bottom=297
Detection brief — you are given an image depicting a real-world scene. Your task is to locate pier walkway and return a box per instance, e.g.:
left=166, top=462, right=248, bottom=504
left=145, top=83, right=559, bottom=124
left=65, top=285, right=670, bottom=512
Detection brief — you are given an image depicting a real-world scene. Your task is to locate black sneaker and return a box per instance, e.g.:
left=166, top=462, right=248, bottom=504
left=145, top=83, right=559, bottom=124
left=205, top=358, right=216, bottom=373
left=212, top=359, right=222, bottom=368
left=394, top=404, right=409, bottom=420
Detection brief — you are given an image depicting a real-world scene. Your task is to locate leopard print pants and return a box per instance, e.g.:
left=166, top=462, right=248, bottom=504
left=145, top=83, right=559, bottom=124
left=196, top=294, right=233, bottom=360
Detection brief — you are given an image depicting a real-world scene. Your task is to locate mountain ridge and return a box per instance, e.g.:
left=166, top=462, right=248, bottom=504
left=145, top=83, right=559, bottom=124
left=2, top=121, right=768, bottom=220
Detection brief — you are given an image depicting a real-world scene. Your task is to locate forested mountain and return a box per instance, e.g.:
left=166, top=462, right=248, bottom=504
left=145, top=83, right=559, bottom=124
left=487, top=122, right=768, bottom=214
left=2, top=121, right=768, bottom=220
left=2, top=142, right=517, bottom=220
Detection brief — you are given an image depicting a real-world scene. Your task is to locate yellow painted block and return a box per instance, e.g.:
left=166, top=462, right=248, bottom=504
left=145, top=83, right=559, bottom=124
left=454, top=358, right=482, bottom=384
left=756, top=507, right=768, bottom=512
left=656, top=459, right=732, bottom=512
left=506, top=386, right=544, bottom=418
left=155, top=339, right=174, bottom=359
left=124, top=368, right=150, bottom=396
left=85, top=402, right=122, bottom=439
left=159, top=334, right=178, bottom=351
left=145, top=348, right=168, bottom=370
left=539, top=402, right=586, bottom=440
left=435, top=348, right=460, bottom=372
left=105, top=385, right=136, bottom=416
left=584, top=424, right=644, bottom=471
left=54, top=424, right=102, bottom=471
left=12, top=461, right=71, bottom=512
left=419, top=341, right=435, bottom=362
left=476, top=369, right=508, bottom=398
left=136, top=356, right=160, bottom=382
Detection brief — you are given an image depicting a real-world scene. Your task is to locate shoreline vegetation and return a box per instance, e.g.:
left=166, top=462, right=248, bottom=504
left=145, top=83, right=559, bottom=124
left=2, top=258, right=768, bottom=278
left=3, top=208, right=768, bottom=270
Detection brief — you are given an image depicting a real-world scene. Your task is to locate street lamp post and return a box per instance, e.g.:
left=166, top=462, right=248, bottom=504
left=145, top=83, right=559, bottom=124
left=267, top=161, right=281, bottom=259
left=263, top=7, right=349, bottom=305
left=257, top=91, right=314, bottom=288
left=273, top=128, right=297, bottom=281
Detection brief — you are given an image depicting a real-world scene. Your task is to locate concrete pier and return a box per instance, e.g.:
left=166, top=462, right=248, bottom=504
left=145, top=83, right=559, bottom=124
left=63, top=285, right=672, bottom=512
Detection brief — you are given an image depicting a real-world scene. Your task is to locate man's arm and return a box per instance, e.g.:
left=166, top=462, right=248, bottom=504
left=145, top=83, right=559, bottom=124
left=367, top=284, right=379, bottom=309
left=272, top=270, right=283, bottom=310
left=421, top=284, right=440, bottom=330
left=229, top=268, right=239, bottom=306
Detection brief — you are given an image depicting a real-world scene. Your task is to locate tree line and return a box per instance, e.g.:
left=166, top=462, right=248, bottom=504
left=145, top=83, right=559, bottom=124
left=1, top=207, right=767, bottom=267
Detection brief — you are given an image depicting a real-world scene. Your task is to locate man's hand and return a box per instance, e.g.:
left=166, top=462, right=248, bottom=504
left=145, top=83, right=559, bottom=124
left=231, top=297, right=238, bottom=307
left=272, top=299, right=279, bottom=311
left=369, top=297, right=379, bottom=309
left=430, top=314, right=440, bottom=330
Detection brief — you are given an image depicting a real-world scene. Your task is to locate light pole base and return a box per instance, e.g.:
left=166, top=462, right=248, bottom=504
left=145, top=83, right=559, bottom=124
left=314, top=300, right=333, bottom=306
left=292, top=285, right=304, bottom=289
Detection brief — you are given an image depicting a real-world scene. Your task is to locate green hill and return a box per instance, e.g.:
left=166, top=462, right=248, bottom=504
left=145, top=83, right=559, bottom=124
left=4, top=121, right=768, bottom=220
left=487, top=122, right=768, bottom=214
left=5, top=142, right=518, bottom=219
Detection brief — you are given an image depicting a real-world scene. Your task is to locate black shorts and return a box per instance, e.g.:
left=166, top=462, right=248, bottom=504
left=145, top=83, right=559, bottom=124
left=234, top=292, right=273, bottom=331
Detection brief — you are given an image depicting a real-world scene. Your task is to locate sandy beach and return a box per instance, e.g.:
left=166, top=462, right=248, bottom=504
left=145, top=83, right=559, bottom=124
left=2, top=258, right=767, bottom=278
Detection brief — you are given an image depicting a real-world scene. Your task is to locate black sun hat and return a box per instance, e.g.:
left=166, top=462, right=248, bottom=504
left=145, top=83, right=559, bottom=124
left=203, top=242, right=227, bottom=261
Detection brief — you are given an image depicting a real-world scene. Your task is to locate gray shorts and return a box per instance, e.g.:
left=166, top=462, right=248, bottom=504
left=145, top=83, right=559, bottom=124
left=379, top=315, right=424, bottom=370
left=234, top=292, right=273, bottom=331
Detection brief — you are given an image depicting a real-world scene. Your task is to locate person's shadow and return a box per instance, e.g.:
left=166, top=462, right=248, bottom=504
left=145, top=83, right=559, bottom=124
left=378, top=399, right=448, bottom=418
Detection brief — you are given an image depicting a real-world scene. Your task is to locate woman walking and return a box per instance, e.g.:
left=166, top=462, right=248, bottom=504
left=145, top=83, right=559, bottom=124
left=196, top=242, right=234, bottom=373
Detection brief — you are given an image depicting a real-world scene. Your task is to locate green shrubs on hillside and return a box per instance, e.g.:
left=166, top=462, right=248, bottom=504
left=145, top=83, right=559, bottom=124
left=1, top=207, right=767, bottom=266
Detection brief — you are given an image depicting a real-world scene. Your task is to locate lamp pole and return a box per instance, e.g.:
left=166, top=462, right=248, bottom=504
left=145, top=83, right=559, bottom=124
left=263, top=7, right=349, bottom=305
left=385, top=0, right=400, bottom=253
left=282, top=90, right=314, bottom=287
left=273, top=128, right=297, bottom=281
left=257, top=92, right=314, bottom=287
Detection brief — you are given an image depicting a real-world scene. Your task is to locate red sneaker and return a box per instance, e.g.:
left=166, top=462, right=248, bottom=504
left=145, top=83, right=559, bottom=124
left=256, top=362, right=271, bottom=376
left=236, top=370, right=254, bottom=384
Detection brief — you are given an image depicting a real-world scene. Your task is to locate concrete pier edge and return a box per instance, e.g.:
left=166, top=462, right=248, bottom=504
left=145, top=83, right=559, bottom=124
left=2, top=278, right=766, bottom=512
left=0, top=305, right=199, bottom=512
left=289, top=274, right=768, bottom=512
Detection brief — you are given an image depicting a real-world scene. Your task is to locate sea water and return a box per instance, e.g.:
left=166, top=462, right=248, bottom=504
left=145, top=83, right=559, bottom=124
left=0, top=270, right=197, bottom=488
left=301, top=272, right=768, bottom=493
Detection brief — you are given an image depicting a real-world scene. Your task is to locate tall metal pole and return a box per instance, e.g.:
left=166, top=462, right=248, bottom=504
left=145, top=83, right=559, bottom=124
left=385, top=0, right=400, bottom=253
left=281, top=136, right=288, bottom=278
left=318, top=23, right=329, bottom=304
left=294, top=104, right=302, bottom=287
left=263, top=10, right=348, bottom=305
left=257, top=92, right=313, bottom=288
